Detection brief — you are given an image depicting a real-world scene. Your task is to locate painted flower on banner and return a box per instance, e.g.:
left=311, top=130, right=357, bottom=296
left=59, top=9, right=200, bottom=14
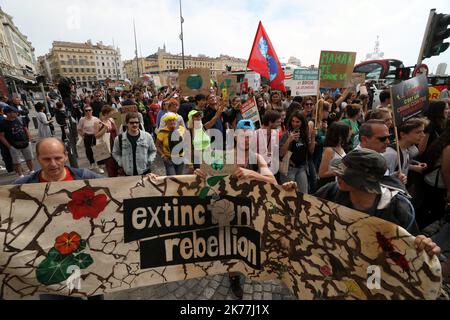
left=320, top=265, right=333, bottom=278
left=55, top=232, right=81, bottom=255
left=36, top=232, right=93, bottom=286
left=208, top=199, right=235, bottom=226
left=67, top=188, right=108, bottom=220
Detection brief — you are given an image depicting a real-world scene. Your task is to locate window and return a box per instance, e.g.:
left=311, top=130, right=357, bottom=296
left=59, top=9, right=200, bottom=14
left=81, top=68, right=84, bottom=72
left=103, top=70, right=106, bottom=74
left=75, top=68, right=79, bottom=72
left=69, top=68, right=73, bottom=73
left=62, top=68, right=67, bottom=72
left=354, top=63, right=383, bottom=80
left=76, top=76, right=80, bottom=80
left=98, top=69, right=101, bottom=74
left=102, top=62, right=105, bottom=67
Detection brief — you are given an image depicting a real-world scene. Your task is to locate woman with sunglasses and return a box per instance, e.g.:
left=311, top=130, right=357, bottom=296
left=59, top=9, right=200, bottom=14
left=77, top=106, right=102, bottom=173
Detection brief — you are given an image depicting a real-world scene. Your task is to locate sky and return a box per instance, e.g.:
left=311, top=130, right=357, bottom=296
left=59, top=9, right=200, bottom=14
left=2, top=0, right=450, bottom=73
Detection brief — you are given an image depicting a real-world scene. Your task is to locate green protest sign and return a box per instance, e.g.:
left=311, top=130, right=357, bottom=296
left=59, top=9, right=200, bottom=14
left=319, top=51, right=357, bottom=89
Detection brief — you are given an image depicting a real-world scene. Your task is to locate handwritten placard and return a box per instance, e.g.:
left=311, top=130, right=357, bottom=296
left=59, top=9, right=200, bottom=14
left=319, top=51, right=357, bottom=89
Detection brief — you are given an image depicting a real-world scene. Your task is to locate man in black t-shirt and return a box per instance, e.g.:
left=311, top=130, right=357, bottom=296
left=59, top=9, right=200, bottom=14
left=0, top=106, right=35, bottom=177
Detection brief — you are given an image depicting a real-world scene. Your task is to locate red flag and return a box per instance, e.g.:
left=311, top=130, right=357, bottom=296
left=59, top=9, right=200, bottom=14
left=247, top=21, right=286, bottom=92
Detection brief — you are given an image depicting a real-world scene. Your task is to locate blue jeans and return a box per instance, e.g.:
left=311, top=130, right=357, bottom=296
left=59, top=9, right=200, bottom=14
left=164, top=160, right=185, bottom=176
left=281, top=165, right=309, bottom=194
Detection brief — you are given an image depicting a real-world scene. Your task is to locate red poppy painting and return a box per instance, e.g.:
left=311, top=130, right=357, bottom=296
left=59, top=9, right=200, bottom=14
left=54, top=232, right=81, bottom=255
left=67, top=188, right=108, bottom=220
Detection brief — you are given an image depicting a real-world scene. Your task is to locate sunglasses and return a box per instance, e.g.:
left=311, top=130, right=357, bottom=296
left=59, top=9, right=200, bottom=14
left=376, top=136, right=390, bottom=142
left=84, top=109, right=92, bottom=112
left=128, top=121, right=140, bottom=125
left=305, top=103, right=314, bottom=106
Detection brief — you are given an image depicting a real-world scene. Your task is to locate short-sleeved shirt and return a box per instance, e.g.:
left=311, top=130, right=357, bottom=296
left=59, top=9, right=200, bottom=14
left=281, top=132, right=308, bottom=168
left=383, top=145, right=419, bottom=176
left=0, top=118, right=29, bottom=148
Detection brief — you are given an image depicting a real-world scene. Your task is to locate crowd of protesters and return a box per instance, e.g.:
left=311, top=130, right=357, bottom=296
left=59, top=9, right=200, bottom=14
left=0, top=76, right=449, bottom=300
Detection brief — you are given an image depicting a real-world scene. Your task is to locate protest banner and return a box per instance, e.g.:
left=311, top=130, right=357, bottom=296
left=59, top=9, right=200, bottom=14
left=217, top=75, right=237, bottom=99
left=238, top=79, right=249, bottom=94
left=179, top=68, right=211, bottom=97
left=350, top=73, right=366, bottom=91
left=110, top=111, right=123, bottom=131
left=108, top=80, right=131, bottom=91
left=287, top=69, right=320, bottom=97
left=391, top=74, right=429, bottom=126
left=0, top=176, right=441, bottom=300
left=240, top=98, right=261, bottom=125
left=319, top=51, right=357, bottom=89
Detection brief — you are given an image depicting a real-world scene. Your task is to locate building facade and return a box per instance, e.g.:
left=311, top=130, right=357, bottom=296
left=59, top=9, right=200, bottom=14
left=436, top=63, right=447, bottom=76
left=36, top=54, right=52, bottom=83
left=0, top=7, right=36, bottom=96
left=123, top=45, right=247, bottom=83
left=93, top=42, right=124, bottom=82
left=46, top=40, right=124, bottom=88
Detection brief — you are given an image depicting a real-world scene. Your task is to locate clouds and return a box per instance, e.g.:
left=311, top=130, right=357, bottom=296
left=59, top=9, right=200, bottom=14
left=2, top=0, right=450, bottom=72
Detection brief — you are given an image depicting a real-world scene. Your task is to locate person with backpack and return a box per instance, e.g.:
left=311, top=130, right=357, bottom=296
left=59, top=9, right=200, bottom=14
left=112, top=112, right=156, bottom=177
left=315, top=149, right=440, bottom=258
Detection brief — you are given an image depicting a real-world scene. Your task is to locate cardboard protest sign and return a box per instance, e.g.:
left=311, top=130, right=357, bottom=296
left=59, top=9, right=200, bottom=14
left=179, top=68, right=211, bottom=97
left=287, top=69, right=320, bottom=97
left=240, top=98, right=261, bottom=125
left=350, top=73, right=366, bottom=91
left=0, top=176, right=442, bottom=300
left=319, top=51, right=357, bottom=89
left=121, top=105, right=138, bottom=114
left=110, top=111, right=123, bottom=130
left=108, top=80, right=131, bottom=91
left=238, top=79, right=249, bottom=94
left=217, top=75, right=237, bottom=99
left=391, top=74, right=429, bottom=126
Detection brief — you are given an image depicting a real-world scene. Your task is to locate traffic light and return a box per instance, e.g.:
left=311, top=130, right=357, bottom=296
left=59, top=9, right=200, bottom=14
left=423, top=10, right=450, bottom=59
left=395, top=68, right=411, bottom=80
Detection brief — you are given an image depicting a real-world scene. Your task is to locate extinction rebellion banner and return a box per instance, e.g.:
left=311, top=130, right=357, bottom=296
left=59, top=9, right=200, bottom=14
left=0, top=175, right=442, bottom=300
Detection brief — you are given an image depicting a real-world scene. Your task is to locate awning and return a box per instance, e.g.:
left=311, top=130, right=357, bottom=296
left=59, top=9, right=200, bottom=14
left=3, top=74, right=36, bottom=84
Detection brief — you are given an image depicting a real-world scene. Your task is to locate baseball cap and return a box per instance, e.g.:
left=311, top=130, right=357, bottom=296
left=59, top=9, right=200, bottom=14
left=3, top=105, right=19, bottom=114
left=236, top=119, right=255, bottom=130
left=188, top=109, right=203, bottom=121
left=331, top=148, right=387, bottom=194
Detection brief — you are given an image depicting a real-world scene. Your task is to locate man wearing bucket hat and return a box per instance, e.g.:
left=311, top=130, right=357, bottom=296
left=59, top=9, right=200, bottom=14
left=315, top=148, right=440, bottom=257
